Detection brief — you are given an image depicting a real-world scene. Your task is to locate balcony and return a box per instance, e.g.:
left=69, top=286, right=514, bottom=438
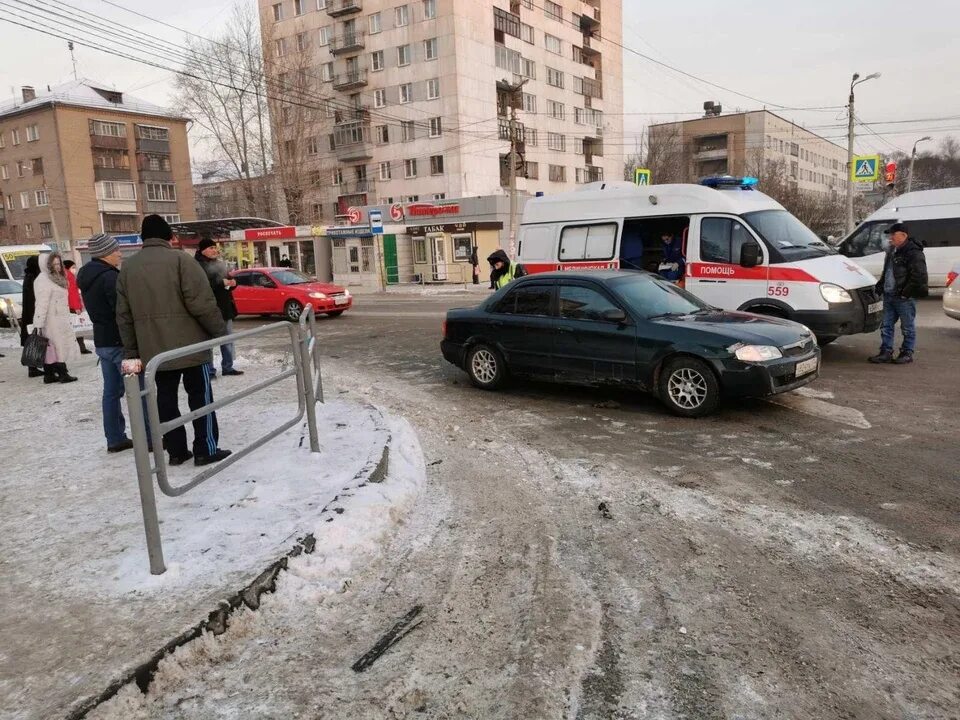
left=335, top=141, right=373, bottom=162
left=694, top=148, right=728, bottom=162
left=581, top=34, right=601, bottom=56
left=334, top=121, right=372, bottom=160
left=330, top=31, right=365, bottom=54
left=89, top=134, right=128, bottom=150
left=583, top=137, right=603, bottom=162
left=579, top=3, right=601, bottom=32
left=93, top=166, right=132, bottom=182
left=95, top=180, right=137, bottom=214
left=333, top=107, right=370, bottom=124
left=326, top=0, right=361, bottom=17
left=136, top=138, right=171, bottom=154
left=139, top=169, right=174, bottom=182
left=580, top=77, right=602, bottom=100
left=584, top=165, right=604, bottom=183
left=498, top=118, right=526, bottom=143
left=333, top=70, right=368, bottom=90
left=336, top=178, right=376, bottom=196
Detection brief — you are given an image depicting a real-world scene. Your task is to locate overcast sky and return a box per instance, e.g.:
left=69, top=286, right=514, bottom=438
left=0, top=0, right=957, bottom=165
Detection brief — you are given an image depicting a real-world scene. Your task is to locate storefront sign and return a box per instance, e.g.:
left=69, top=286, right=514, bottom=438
left=389, top=203, right=405, bottom=221
left=407, top=221, right=502, bottom=237
left=326, top=225, right=373, bottom=238
left=115, top=234, right=142, bottom=246
left=346, top=207, right=362, bottom=224
left=406, top=202, right=461, bottom=218
left=240, top=226, right=298, bottom=241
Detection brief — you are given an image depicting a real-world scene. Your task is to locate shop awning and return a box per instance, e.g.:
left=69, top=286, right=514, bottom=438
left=170, top=218, right=286, bottom=247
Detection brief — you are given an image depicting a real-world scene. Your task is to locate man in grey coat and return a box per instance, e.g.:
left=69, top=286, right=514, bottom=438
left=116, top=215, right=232, bottom=467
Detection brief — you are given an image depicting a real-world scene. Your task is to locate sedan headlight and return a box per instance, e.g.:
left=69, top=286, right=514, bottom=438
left=732, top=344, right=783, bottom=362
left=820, top=283, right=852, bottom=304
left=309, top=292, right=328, bottom=299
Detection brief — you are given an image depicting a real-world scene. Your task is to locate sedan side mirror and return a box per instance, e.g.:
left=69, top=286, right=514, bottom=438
left=740, top=241, right=761, bottom=268
left=601, top=307, right=628, bottom=324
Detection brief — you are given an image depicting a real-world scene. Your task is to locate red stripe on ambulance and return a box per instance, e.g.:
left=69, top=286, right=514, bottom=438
left=688, top=263, right=819, bottom=283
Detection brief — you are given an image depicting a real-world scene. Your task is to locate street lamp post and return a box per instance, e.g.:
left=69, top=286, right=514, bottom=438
left=846, top=71, right=881, bottom=233
left=907, top=136, right=932, bottom=193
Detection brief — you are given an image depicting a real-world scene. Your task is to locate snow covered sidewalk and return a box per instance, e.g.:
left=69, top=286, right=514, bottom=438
left=0, top=344, right=424, bottom=720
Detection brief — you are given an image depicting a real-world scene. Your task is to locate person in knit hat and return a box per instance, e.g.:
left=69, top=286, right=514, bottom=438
left=117, top=215, right=231, bottom=467
left=78, top=234, right=148, bottom=452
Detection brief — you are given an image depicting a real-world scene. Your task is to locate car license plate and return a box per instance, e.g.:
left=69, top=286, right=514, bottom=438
left=867, top=301, right=883, bottom=314
left=334, top=296, right=348, bottom=306
left=795, top=357, right=818, bottom=377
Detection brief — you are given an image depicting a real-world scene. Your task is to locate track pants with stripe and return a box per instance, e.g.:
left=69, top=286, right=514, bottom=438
left=156, top=363, right=219, bottom=459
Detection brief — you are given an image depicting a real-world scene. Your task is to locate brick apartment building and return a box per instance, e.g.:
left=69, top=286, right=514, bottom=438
left=0, top=79, right=196, bottom=249
left=261, top=0, right=623, bottom=224
left=649, top=109, right=849, bottom=198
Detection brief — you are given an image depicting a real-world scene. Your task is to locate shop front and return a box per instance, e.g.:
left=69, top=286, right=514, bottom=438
left=407, top=222, right=503, bottom=285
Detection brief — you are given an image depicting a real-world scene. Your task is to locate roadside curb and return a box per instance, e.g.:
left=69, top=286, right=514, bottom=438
left=65, top=406, right=392, bottom=720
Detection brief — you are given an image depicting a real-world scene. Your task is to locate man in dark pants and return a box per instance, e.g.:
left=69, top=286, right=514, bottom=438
left=868, top=222, right=928, bottom=365
left=77, top=233, right=151, bottom=453
left=195, top=237, right=243, bottom=377
left=116, top=215, right=231, bottom=467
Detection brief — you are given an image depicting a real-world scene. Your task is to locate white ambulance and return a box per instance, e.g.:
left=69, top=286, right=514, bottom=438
left=516, top=179, right=882, bottom=344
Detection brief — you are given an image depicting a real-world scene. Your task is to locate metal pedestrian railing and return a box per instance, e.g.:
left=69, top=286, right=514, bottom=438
left=123, top=304, right=324, bottom=575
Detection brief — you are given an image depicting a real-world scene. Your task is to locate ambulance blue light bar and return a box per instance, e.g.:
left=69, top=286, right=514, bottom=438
left=700, top=176, right=759, bottom=190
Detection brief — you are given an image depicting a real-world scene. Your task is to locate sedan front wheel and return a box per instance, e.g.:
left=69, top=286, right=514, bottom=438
left=466, top=343, right=507, bottom=390
left=658, top=357, right=720, bottom=418
left=284, top=300, right=304, bottom=322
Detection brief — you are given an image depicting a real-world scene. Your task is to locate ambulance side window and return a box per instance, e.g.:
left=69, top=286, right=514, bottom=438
left=700, top=218, right=762, bottom=264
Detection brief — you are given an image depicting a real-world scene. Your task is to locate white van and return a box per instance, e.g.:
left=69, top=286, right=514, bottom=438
left=517, top=181, right=882, bottom=343
left=0, top=244, right=54, bottom=280
left=835, top=187, right=960, bottom=288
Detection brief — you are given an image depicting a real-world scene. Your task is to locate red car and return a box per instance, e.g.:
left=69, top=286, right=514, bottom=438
left=230, top=267, right=353, bottom=321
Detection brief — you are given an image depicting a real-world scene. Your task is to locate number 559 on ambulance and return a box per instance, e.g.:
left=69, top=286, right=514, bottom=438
left=516, top=178, right=882, bottom=344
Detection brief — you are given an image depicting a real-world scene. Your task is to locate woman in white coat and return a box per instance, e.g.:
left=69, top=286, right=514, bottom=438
left=32, top=252, right=79, bottom=383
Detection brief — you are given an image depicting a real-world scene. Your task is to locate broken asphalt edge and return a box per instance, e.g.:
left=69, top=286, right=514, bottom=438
left=63, top=404, right=392, bottom=720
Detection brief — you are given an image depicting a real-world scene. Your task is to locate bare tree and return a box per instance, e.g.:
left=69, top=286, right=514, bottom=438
left=643, top=125, right=687, bottom=184
left=175, top=2, right=274, bottom=218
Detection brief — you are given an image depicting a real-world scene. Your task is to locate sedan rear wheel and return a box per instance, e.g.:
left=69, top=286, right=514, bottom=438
left=284, top=300, right=304, bottom=322
left=466, top=344, right=506, bottom=390
left=659, top=357, right=720, bottom=418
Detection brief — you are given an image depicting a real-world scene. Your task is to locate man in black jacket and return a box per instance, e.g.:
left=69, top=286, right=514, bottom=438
left=195, top=237, right=243, bottom=377
left=19, top=255, right=42, bottom=377
left=77, top=234, right=150, bottom=452
left=869, top=222, right=928, bottom=364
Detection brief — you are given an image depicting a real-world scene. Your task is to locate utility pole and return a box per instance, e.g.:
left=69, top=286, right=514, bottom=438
left=845, top=71, right=881, bottom=233
left=68, top=41, right=78, bottom=81
left=505, top=79, right=527, bottom=258
left=907, top=136, right=932, bottom=193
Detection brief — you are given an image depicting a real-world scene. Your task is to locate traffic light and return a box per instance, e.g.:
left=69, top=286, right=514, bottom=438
left=884, top=161, right=897, bottom=186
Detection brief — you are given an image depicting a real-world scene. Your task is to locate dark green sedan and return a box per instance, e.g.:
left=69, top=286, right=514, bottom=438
left=440, top=271, right=821, bottom=417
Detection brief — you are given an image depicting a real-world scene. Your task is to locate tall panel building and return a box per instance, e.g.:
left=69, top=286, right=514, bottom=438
left=261, top=0, right=623, bottom=224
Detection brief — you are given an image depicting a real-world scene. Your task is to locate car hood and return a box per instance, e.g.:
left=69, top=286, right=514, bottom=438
left=653, top=310, right=811, bottom=347
left=794, top=255, right=877, bottom=288
left=289, top=282, right=346, bottom=294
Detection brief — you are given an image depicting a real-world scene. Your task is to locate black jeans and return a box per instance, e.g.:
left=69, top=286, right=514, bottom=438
left=155, top=363, right=219, bottom=458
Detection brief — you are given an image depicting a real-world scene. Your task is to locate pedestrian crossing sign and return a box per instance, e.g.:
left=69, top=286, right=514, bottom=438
left=634, top=168, right=652, bottom=186
left=851, top=155, right=880, bottom=182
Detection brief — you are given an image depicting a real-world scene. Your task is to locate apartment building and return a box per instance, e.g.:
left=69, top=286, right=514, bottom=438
left=194, top=175, right=279, bottom=221
left=0, top=79, right=195, bottom=248
left=261, top=0, right=623, bottom=223
left=649, top=110, right=848, bottom=197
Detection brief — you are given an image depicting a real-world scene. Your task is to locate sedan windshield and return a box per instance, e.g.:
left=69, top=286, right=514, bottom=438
left=743, top=210, right=836, bottom=261
left=0, top=279, right=22, bottom=294
left=271, top=269, right=312, bottom=285
left=609, top=275, right=710, bottom=319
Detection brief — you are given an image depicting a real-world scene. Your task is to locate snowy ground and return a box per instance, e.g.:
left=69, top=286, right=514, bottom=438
left=0, top=340, right=424, bottom=720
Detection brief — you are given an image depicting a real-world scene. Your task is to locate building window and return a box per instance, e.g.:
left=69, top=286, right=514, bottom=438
left=5, top=195, right=13, bottom=210
left=89, top=120, right=126, bottom=138
left=395, top=5, right=409, bottom=26
left=544, top=1, right=562, bottom=20
left=294, top=0, right=304, bottom=14
left=26, top=124, right=39, bottom=142
left=426, top=78, right=440, bottom=99
left=521, top=58, right=536, bottom=79
left=574, top=138, right=583, bottom=155
left=368, top=12, right=381, bottom=33
left=547, top=100, right=564, bottom=120
left=525, top=161, right=539, bottom=179
left=34, top=189, right=48, bottom=206
left=32, top=157, right=43, bottom=176
left=493, top=7, right=520, bottom=38
left=399, top=83, right=413, bottom=104
left=317, top=0, right=327, bottom=8
left=522, top=93, right=536, bottom=113
left=321, top=62, right=334, bottom=81
left=433, top=193, right=446, bottom=201
left=297, top=32, right=309, bottom=51
left=430, top=155, right=444, bottom=175
left=96, top=181, right=136, bottom=200
left=39, top=221, right=52, bottom=238
left=20, top=191, right=30, bottom=208
left=404, top=158, right=418, bottom=178
left=162, top=214, right=181, bottom=224
left=520, top=23, right=534, bottom=43
left=546, top=67, right=564, bottom=88
left=375, top=124, right=389, bottom=143
left=10, top=129, right=20, bottom=145
left=371, top=50, right=384, bottom=71
left=318, top=26, right=330, bottom=45
left=379, top=161, right=392, bottom=180
left=24, top=223, right=32, bottom=238
left=145, top=182, right=177, bottom=201
left=306, top=137, right=319, bottom=155
left=414, top=237, right=427, bottom=263
left=545, top=33, right=561, bottom=54
left=0, top=133, right=5, bottom=148
left=401, top=120, right=415, bottom=141
left=16, top=161, right=25, bottom=178
left=374, top=89, right=386, bottom=107
left=0, top=165, right=7, bottom=180
left=398, top=44, right=411, bottom=66
left=548, top=164, right=566, bottom=182
left=526, top=128, right=538, bottom=146
left=423, top=0, right=436, bottom=18
left=429, top=117, right=442, bottom=137
left=272, top=3, right=282, bottom=21
left=495, top=45, right=521, bottom=73
left=547, top=132, right=565, bottom=151
left=274, top=38, right=286, bottom=57
left=424, top=37, right=438, bottom=60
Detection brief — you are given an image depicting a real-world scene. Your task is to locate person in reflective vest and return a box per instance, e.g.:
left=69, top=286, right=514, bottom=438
left=487, top=249, right=527, bottom=290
